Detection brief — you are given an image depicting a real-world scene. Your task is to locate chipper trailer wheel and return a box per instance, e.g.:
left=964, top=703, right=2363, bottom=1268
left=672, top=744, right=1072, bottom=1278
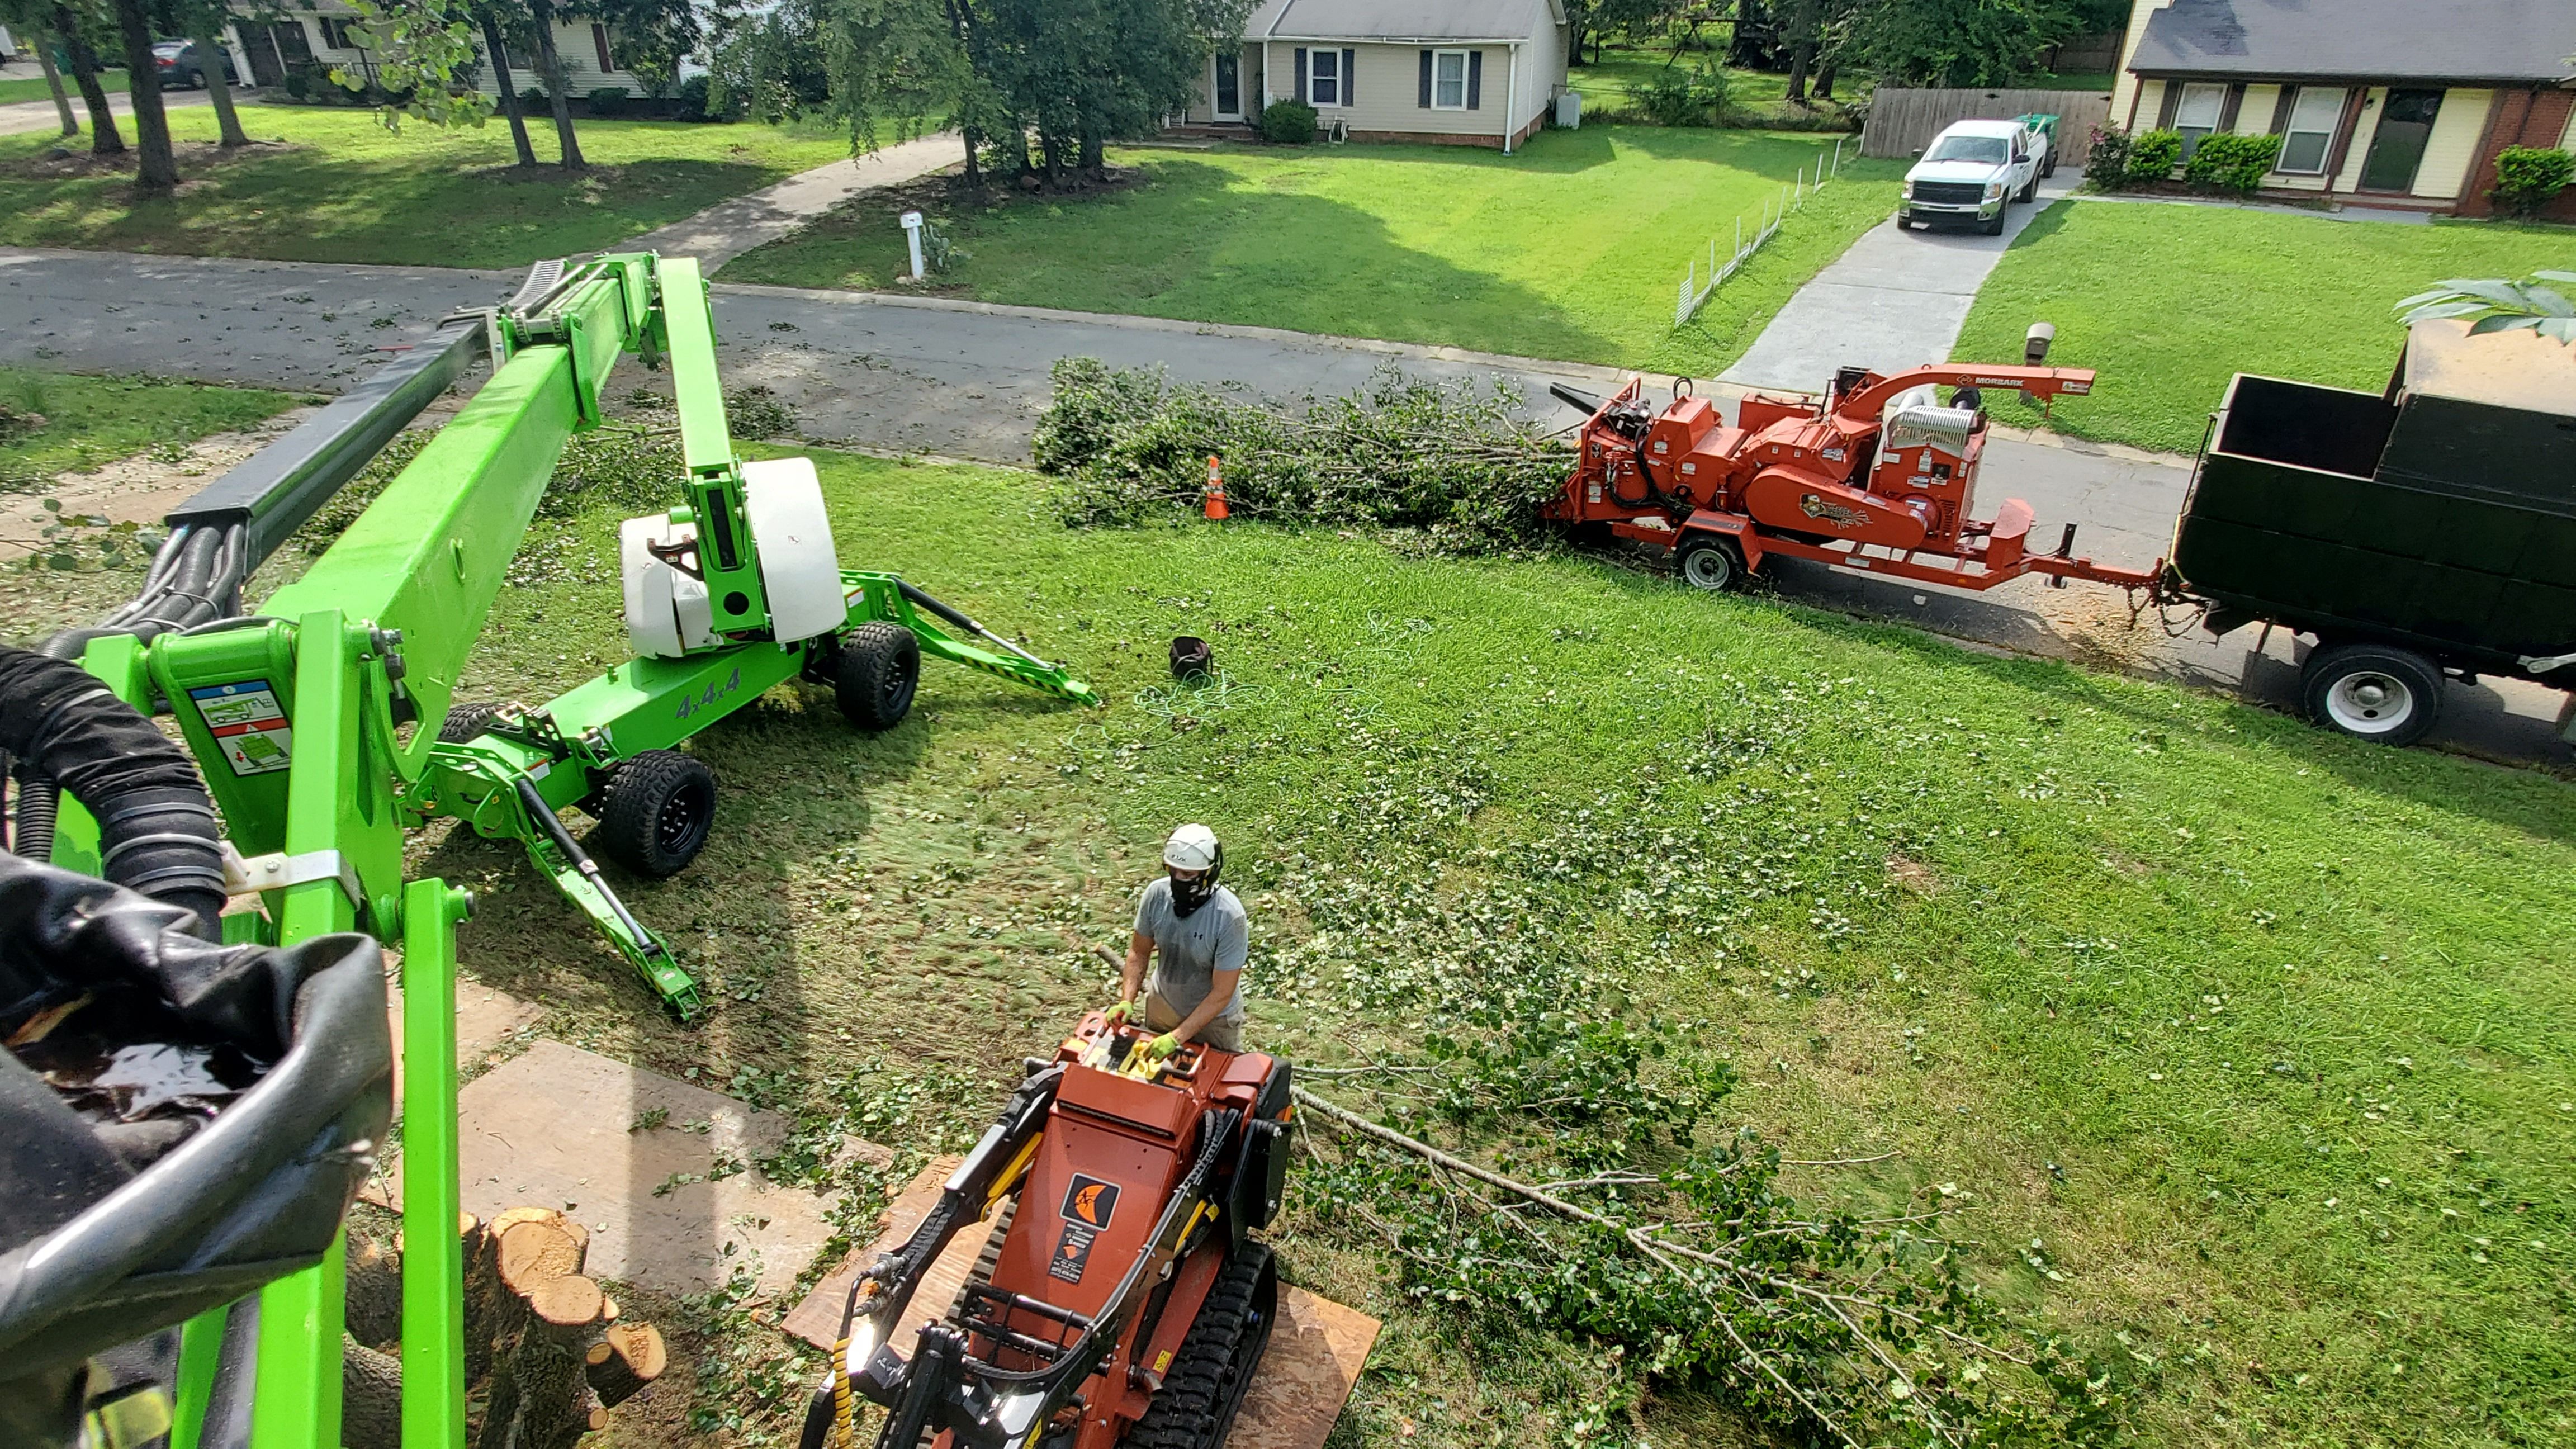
left=1124, top=1243, right=1280, bottom=1449
left=833, top=620, right=922, bottom=731
left=2302, top=642, right=2444, bottom=747
left=594, top=748, right=718, bottom=877
left=1676, top=533, right=1748, bottom=592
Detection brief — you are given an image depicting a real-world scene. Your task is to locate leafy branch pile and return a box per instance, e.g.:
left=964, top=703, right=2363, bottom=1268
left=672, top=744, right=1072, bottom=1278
left=1034, top=357, right=1574, bottom=553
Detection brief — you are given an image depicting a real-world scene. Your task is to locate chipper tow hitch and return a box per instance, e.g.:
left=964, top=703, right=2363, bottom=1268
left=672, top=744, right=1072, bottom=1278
left=804, top=1011, right=1293, bottom=1449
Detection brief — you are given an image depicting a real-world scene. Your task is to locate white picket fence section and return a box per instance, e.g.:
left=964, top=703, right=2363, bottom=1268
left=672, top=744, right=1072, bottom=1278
left=1675, top=138, right=1848, bottom=328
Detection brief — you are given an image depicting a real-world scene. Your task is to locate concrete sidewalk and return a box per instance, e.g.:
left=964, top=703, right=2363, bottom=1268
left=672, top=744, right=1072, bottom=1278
left=0, top=245, right=2563, bottom=765
left=1721, top=167, right=2086, bottom=391
left=626, top=131, right=964, bottom=270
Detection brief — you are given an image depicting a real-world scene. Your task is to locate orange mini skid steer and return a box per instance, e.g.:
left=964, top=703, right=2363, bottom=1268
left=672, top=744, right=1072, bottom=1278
left=801, top=1011, right=1294, bottom=1449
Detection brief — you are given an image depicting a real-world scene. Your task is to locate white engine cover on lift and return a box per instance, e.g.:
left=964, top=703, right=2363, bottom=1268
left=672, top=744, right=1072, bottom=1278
left=739, top=456, right=844, bottom=645
left=622, top=514, right=718, bottom=659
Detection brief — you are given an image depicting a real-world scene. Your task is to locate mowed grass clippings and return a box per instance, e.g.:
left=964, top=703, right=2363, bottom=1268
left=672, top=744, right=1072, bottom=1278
left=1956, top=202, right=2576, bottom=455
left=0, top=367, right=299, bottom=482
left=721, top=128, right=1904, bottom=378
left=0, top=105, right=855, bottom=268
left=391, top=447, right=2573, bottom=1448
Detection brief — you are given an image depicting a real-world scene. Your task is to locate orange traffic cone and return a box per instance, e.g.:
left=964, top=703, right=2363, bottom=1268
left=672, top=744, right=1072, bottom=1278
left=1204, top=455, right=1229, bottom=521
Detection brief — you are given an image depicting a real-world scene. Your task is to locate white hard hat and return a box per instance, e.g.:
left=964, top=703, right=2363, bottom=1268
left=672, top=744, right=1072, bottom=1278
left=1163, top=823, right=1221, bottom=872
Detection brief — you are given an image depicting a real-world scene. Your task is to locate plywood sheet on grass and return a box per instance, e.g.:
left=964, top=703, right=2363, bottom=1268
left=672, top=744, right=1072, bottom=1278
left=783, top=1156, right=983, bottom=1353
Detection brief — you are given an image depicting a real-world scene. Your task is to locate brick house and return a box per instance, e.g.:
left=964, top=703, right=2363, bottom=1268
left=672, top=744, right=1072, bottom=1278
left=2109, top=0, right=2576, bottom=217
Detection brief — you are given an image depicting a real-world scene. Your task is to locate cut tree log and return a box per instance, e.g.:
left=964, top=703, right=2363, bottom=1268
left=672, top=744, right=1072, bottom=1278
left=343, top=1336, right=404, bottom=1449
left=472, top=1209, right=629, bottom=1449
left=584, top=1322, right=669, bottom=1408
left=346, top=1236, right=405, bottom=1351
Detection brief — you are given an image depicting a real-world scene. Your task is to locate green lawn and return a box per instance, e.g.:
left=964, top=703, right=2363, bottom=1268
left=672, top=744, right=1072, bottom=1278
left=1, top=367, right=297, bottom=485
left=1569, top=45, right=1866, bottom=119
left=0, top=69, right=125, bottom=106
left=0, top=105, right=854, bottom=267
left=1957, top=202, right=2576, bottom=454
left=401, top=439, right=2572, bottom=1449
left=723, top=127, right=1901, bottom=376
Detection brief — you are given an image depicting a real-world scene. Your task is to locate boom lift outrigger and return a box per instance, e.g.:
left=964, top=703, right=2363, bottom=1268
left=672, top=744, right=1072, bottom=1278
left=25, top=251, right=1095, bottom=1447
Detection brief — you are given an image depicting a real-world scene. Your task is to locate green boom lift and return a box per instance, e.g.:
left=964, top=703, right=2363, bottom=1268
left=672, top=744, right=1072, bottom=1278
left=14, top=251, right=1094, bottom=1447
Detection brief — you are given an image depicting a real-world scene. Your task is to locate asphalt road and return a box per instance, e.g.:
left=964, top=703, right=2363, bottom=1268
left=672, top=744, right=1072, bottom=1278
left=2, top=245, right=2563, bottom=765
left=0, top=87, right=212, bottom=138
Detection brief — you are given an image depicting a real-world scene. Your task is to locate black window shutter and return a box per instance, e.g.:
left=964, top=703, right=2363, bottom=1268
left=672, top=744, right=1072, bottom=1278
left=2154, top=81, right=2179, bottom=129
left=1343, top=49, right=1356, bottom=106
left=1419, top=49, right=1432, bottom=107
left=1466, top=50, right=1481, bottom=110
left=2215, top=82, right=2243, bottom=131
left=1295, top=47, right=1308, bottom=103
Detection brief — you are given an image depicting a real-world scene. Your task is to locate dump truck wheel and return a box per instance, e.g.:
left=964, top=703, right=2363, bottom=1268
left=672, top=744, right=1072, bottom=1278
left=1676, top=534, right=1746, bottom=592
left=2303, top=643, right=2442, bottom=747
left=438, top=701, right=502, bottom=744
left=594, top=749, right=717, bottom=877
left=834, top=622, right=921, bottom=731
left=1125, top=1243, right=1277, bottom=1449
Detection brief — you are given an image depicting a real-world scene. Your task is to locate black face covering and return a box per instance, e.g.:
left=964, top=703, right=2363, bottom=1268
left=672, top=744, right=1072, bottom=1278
left=1168, top=851, right=1223, bottom=918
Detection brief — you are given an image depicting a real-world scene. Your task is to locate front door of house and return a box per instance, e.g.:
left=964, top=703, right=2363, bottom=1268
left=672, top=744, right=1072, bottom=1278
left=1214, top=53, right=1242, bottom=119
left=2360, top=88, right=2444, bottom=192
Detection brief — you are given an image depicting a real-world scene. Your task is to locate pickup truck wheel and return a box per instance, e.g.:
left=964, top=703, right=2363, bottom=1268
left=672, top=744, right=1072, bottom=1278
left=2017, top=175, right=2037, bottom=202
left=1675, top=534, right=1746, bottom=592
left=1981, top=207, right=2006, bottom=236
left=2302, top=643, right=2442, bottom=747
left=2042, top=152, right=2057, bottom=178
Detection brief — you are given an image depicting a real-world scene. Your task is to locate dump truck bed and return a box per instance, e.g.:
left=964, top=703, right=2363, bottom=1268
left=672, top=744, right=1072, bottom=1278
left=2172, top=366, right=2576, bottom=676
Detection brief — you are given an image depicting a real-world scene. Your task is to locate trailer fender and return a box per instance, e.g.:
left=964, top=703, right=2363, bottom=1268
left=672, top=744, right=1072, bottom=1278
left=1682, top=510, right=1765, bottom=570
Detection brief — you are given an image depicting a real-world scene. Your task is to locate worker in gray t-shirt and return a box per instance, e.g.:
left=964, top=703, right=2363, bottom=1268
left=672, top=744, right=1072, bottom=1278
left=1111, top=823, right=1247, bottom=1056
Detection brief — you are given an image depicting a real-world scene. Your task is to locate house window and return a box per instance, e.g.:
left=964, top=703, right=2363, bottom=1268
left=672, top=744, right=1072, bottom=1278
left=1432, top=49, right=1467, bottom=109
left=2173, top=82, right=2226, bottom=157
left=591, top=22, right=615, bottom=74
left=2275, top=86, right=2344, bottom=173
left=1308, top=47, right=1339, bottom=106
left=319, top=15, right=364, bottom=50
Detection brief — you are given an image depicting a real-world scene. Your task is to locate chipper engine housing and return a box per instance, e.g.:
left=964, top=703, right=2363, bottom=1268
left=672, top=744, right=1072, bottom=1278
left=808, top=1012, right=1293, bottom=1449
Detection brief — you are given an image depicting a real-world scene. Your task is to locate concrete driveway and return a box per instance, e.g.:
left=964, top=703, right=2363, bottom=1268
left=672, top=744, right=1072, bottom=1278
left=0, top=87, right=212, bottom=138
left=1, top=245, right=2564, bottom=765
left=1722, top=166, right=2086, bottom=392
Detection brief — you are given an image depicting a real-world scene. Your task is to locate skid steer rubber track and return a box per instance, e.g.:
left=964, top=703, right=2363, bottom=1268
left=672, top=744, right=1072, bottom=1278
left=1123, top=1243, right=1277, bottom=1449
left=905, top=1200, right=1020, bottom=1449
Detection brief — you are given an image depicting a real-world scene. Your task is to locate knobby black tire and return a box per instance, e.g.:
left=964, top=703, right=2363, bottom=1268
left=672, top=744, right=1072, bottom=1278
left=1124, top=1243, right=1277, bottom=1449
left=835, top=621, right=921, bottom=731
left=437, top=700, right=502, bottom=745
left=593, top=748, right=717, bottom=878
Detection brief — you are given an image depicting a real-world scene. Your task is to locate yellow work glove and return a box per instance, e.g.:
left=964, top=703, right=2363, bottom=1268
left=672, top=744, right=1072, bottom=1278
left=1144, top=1032, right=1181, bottom=1063
left=1104, top=998, right=1140, bottom=1026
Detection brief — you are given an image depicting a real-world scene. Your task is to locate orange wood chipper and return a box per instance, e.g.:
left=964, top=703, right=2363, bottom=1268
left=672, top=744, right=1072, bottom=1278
left=1545, top=348, right=2162, bottom=597
left=802, top=1011, right=1292, bottom=1449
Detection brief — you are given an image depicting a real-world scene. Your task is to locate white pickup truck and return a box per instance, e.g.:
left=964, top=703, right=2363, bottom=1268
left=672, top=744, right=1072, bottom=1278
left=1897, top=118, right=2051, bottom=235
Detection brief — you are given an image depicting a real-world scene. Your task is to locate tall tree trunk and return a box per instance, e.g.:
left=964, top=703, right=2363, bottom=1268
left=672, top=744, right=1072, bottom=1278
left=51, top=4, right=122, bottom=153
left=194, top=24, right=249, bottom=148
left=480, top=12, right=538, bottom=167
left=524, top=0, right=584, bottom=169
left=1814, top=60, right=1835, bottom=100
left=32, top=28, right=79, bottom=135
left=1782, top=0, right=1820, bottom=103
left=1077, top=128, right=1102, bottom=182
left=110, top=0, right=178, bottom=187
left=959, top=124, right=981, bottom=186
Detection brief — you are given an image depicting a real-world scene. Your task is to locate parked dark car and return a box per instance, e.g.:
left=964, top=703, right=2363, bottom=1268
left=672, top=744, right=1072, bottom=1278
left=151, top=39, right=239, bottom=89
left=2171, top=319, right=2576, bottom=746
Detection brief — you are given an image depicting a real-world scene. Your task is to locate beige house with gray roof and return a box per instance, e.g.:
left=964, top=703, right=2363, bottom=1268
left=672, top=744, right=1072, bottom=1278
left=1169, top=0, right=1569, bottom=151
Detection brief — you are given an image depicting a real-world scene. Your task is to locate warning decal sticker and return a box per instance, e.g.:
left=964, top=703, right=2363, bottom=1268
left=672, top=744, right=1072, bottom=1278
left=1060, top=1173, right=1121, bottom=1230
left=190, top=680, right=293, bottom=776
left=1047, top=1221, right=1096, bottom=1284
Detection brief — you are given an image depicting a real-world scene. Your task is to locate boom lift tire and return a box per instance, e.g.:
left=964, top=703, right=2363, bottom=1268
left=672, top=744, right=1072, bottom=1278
left=834, top=621, right=921, bottom=731
left=1124, top=1243, right=1278, bottom=1449
left=593, top=749, right=717, bottom=877
left=1675, top=533, right=1748, bottom=592
left=438, top=701, right=502, bottom=744
left=2301, top=642, right=2443, bottom=747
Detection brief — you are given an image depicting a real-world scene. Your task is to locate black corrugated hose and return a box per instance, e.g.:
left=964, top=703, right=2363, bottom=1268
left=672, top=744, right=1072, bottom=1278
left=0, top=646, right=226, bottom=938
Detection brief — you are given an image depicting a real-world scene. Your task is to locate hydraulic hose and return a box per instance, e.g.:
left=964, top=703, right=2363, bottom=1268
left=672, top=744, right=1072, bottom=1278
left=0, top=646, right=225, bottom=937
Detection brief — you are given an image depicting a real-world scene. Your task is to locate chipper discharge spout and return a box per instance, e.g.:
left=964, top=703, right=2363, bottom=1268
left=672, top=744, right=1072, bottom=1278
left=808, top=1010, right=1293, bottom=1449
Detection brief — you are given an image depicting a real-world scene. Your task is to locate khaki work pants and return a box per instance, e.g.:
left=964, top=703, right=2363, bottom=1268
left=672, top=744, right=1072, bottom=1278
left=1144, top=991, right=1243, bottom=1052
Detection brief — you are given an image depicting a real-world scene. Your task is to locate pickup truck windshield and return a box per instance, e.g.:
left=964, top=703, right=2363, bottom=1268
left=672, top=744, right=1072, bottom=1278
left=1925, top=135, right=2010, bottom=164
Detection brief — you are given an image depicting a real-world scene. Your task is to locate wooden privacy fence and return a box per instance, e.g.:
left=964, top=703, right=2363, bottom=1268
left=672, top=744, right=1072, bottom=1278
left=1860, top=88, right=2114, bottom=159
